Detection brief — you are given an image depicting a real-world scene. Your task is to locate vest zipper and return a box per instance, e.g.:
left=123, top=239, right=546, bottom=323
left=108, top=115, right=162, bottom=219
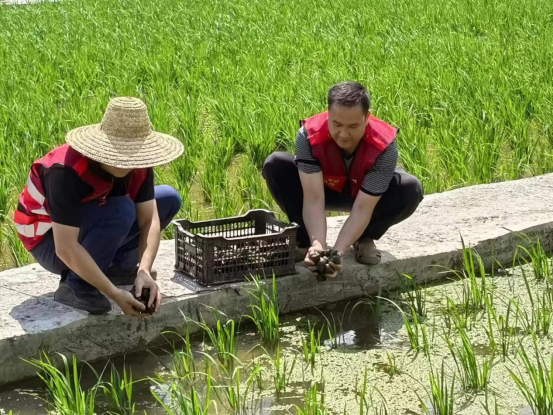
left=342, top=155, right=351, bottom=197
left=99, top=178, right=114, bottom=206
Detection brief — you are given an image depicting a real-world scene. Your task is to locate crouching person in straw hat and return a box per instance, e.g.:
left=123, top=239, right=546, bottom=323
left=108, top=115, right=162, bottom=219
left=14, top=97, right=184, bottom=315
left=262, top=82, right=423, bottom=277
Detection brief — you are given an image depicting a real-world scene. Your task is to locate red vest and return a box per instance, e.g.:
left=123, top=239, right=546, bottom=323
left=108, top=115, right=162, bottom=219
left=302, top=111, right=397, bottom=198
left=14, top=144, right=149, bottom=251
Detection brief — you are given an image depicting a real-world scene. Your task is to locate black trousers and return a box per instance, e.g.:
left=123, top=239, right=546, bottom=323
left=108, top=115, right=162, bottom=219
left=262, top=152, right=424, bottom=248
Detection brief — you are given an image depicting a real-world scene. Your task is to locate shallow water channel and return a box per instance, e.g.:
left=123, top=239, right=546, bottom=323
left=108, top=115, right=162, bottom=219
left=0, top=263, right=547, bottom=414
left=0, top=300, right=380, bottom=414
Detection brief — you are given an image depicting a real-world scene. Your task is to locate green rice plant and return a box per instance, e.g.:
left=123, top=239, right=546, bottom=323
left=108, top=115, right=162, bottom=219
left=244, top=273, right=280, bottom=347
left=356, top=367, right=389, bottom=415
left=273, top=346, right=297, bottom=396
left=295, top=382, right=326, bottom=415
left=403, top=306, right=422, bottom=351
left=302, top=321, right=323, bottom=371
left=420, top=321, right=433, bottom=358
left=515, top=238, right=552, bottom=281
left=380, top=298, right=424, bottom=352
left=383, top=351, right=401, bottom=379
left=399, top=273, right=426, bottom=317
left=215, top=364, right=261, bottom=412
left=0, top=176, right=10, bottom=224
left=443, top=297, right=475, bottom=332
left=510, top=335, right=553, bottom=415
left=483, top=292, right=497, bottom=352
left=419, top=362, right=455, bottom=415
left=516, top=266, right=553, bottom=336
left=357, top=367, right=370, bottom=414
left=488, top=298, right=518, bottom=360
left=192, top=307, right=238, bottom=370
left=102, top=364, right=136, bottom=415
left=151, top=373, right=215, bottom=415
left=170, top=325, right=197, bottom=382
left=3, top=222, right=31, bottom=267
left=24, top=352, right=101, bottom=415
left=458, top=241, right=488, bottom=311
left=445, top=325, right=493, bottom=391
left=317, top=309, right=347, bottom=349
left=482, top=387, right=500, bottom=415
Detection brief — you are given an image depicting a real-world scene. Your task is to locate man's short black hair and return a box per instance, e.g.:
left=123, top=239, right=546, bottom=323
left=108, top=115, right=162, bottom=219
left=327, top=81, right=371, bottom=114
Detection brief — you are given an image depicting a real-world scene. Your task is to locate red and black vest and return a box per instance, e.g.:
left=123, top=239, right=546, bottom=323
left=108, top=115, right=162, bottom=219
left=14, top=144, right=148, bottom=251
left=302, top=111, right=397, bottom=198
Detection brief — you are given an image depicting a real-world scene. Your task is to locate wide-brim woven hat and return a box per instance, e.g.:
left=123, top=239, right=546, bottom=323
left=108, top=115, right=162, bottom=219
left=66, top=97, right=184, bottom=169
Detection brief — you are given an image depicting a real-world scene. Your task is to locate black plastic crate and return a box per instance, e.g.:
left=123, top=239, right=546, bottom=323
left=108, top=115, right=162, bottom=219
left=173, top=209, right=299, bottom=286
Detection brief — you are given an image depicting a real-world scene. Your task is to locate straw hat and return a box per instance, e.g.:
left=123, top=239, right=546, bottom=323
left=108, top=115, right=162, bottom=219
left=66, top=97, right=184, bottom=169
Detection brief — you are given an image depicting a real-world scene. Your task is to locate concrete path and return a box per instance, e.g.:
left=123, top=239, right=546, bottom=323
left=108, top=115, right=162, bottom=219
left=1, top=174, right=553, bottom=385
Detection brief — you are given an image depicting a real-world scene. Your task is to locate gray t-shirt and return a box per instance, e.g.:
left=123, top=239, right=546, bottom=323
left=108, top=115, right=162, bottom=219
left=294, top=126, right=398, bottom=195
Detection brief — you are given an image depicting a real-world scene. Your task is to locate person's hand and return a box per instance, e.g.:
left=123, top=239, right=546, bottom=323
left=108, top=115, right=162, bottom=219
left=111, top=288, right=146, bottom=317
left=307, top=248, right=343, bottom=279
left=327, top=250, right=343, bottom=277
left=304, top=242, right=325, bottom=270
left=135, top=269, right=162, bottom=313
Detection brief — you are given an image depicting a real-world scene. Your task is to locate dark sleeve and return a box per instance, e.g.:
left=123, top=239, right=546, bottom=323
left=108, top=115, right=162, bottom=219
left=134, top=169, right=155, bottom=203
left=43, top=167, right=90, bottom=227
left=360, top=140, right=399, bottom=196
left=294, top=126, right=322, bottom=174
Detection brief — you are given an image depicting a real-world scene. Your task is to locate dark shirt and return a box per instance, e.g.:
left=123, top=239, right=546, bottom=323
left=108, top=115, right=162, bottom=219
left=41, top=161, right=154, bottom=227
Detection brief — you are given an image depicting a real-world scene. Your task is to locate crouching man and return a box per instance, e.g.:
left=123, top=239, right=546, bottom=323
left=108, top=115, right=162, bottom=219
left=262, top=82, right=423, bottom=275
left=14, top=97, right=184, bottom=315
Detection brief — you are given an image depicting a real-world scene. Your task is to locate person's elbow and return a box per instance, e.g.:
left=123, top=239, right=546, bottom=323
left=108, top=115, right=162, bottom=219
left=352, top=192, right=380, bottom=218
left=303, top=190, right=324, bottom=209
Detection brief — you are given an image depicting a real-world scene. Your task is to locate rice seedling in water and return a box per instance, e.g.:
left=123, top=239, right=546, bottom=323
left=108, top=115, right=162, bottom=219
left=102, top=364, right=136, bottom=415
left=516, top=266, right=553, bottom=336
left=443, top=297, right=475, bottom=332
left=419, top=362, right=455, bottom=415
left=377, top=351, right=402, bottom=379
left=399, top=273, right=426, bottom=317
left=356, top=367, right=390, bottom=415
left=244, top=273, right=280, bottom=347
left=295, top=382, right=326, bottom=415
left=483, top=292, right=497, bottom=352
left=381, top=298, right=425, bottom=352
left=487, top=297, right=518, bottom=360
left=445, top=325, right=493, bottom=391
left=215, top=364, right=261, bottom=412
left=151, top=373, right=215, bottom=415
left=169, top=325, right=197, bottom=382
left=317, top=308, right=347, bottom=349
left=482, top=387, right=500, bottom=415
left=458, top=241, right=488, bottom=311
left=510, top=335, right=553, bottom=415
left=273, top=346, right=297, bottom=396
left=302, top=321, right=323, bottom=371
left=24, top=353, right=101, bottom=415
left=515, top=238, right=552, bottom=281
left=191, top=307, right=238, bottom=370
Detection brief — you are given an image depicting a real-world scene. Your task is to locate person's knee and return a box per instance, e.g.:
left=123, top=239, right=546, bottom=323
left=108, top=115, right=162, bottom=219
left=262, top=152, right=291, bottom=179
left=107, top=196, right=137, bottom=230
left=155, top=185, right=182, bottom=219
left=402, top=176, right=424, bottom=207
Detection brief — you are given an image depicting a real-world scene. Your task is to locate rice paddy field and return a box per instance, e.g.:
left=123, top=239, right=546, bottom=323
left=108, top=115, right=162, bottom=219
left=1, top=0, right=553, bottom=266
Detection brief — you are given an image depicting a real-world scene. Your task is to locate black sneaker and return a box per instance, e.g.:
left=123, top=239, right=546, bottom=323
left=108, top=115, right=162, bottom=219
left=106, top=265, right=157, bottom=285
left=53, top=282, right=111, bottom=314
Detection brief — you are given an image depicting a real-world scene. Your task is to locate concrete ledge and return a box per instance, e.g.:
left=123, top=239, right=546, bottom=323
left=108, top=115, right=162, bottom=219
left=1, top=174, right=553, bottom=385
